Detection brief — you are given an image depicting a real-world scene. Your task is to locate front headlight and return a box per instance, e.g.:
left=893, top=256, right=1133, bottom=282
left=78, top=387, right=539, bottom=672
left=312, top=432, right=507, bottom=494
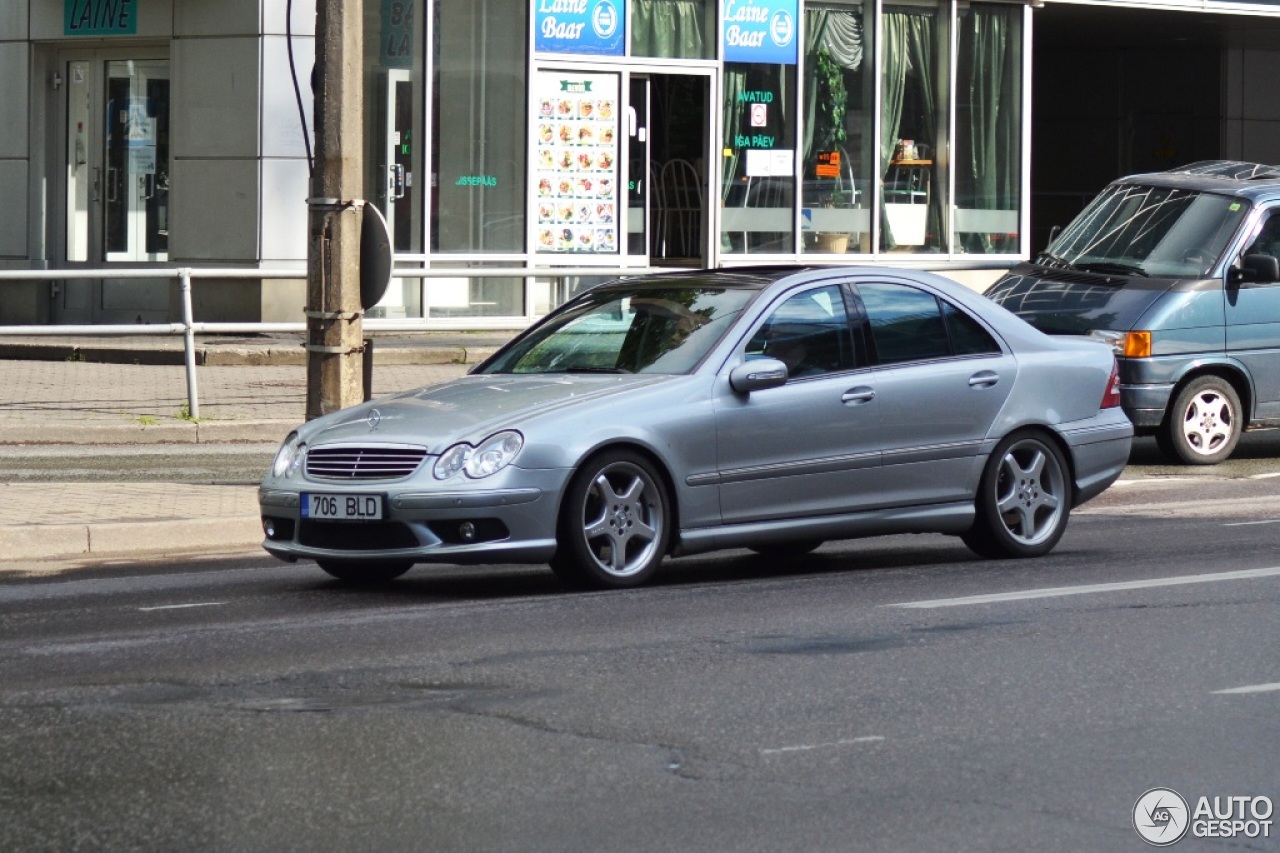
left=433, top=430, right=524, bottom=480
left=1088, top=329, right=1152, bottom=358
left=466, top=430, right=524, bottom=478
left=271, top=433, right=306, bottom=479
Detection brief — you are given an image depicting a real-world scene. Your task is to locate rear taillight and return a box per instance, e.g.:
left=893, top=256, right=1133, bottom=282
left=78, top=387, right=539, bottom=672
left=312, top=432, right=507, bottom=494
left=1102, top=359, right=1122, bottom=409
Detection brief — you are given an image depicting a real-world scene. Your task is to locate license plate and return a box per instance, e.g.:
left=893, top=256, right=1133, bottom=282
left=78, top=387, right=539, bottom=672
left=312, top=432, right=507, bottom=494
left=302, top=493, right=383, bottom=521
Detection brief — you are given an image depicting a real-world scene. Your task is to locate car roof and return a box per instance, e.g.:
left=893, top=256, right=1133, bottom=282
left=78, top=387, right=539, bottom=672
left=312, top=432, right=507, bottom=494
left=1117, top=160, right=1280, bottom=203
left=590, top=266, right=821, bottom=294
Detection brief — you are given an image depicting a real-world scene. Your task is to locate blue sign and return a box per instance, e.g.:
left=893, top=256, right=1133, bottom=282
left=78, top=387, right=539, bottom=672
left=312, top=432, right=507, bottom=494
left=535, top=0, right=625, bottom=56
left=65, top=0, right=137, bottom=36
left=722, top=0, right=798, bottom=65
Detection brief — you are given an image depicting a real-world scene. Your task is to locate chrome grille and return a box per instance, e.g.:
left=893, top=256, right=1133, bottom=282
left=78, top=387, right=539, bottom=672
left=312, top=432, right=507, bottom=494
left=305, top=445, right=428, bottom=480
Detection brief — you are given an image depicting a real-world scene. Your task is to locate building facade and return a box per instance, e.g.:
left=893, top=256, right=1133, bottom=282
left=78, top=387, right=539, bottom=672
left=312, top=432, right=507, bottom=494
left=2, top=0, right=1280, bottom=327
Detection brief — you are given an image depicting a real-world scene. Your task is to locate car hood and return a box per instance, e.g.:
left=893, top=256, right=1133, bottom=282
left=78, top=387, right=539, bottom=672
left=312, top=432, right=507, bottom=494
left=299, top=373, right=679, bottom=451
left=986, top=265, right=1183, bottom=335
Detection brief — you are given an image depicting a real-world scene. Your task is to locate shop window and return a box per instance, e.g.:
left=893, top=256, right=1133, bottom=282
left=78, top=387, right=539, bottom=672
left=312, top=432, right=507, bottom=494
left=954, top=3, right=1023, bottom=255
left=364, top=0, right=425, bottom=318
left=720, top=63, right=797, bottom=255
left=800, top=0, right=873, bottom=256
left=431, top=0, right=528, bottom=255
left=631, top=0, right=715, bottom=59
left=880, top=3, right=949, bottom=254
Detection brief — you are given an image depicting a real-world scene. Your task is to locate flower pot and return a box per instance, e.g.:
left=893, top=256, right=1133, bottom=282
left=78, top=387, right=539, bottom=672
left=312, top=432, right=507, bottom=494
left=815, top=232, right=849, bottom=253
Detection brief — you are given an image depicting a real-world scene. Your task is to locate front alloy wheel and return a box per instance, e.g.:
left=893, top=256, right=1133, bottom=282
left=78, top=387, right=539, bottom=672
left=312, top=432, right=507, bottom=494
left=963, top=432, right=1070, bottom=559
left=1159, top=376, right=1241, bottom=465
left=551, top=450, right=670, bottom=589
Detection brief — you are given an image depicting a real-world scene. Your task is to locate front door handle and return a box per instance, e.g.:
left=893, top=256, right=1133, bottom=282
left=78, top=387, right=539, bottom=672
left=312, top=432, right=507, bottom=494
left=968, top=370, right=999, bottom=389
left=841, top=386, right=876, bottom=405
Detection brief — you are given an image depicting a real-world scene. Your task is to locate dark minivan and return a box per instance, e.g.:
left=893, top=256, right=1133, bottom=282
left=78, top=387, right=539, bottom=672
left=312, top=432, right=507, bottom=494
left=987, top=161, right=1280, bottom=464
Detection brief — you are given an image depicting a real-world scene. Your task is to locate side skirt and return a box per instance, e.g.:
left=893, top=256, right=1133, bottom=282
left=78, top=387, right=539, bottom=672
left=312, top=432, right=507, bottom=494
left=672, top=502, right=975, bottom=557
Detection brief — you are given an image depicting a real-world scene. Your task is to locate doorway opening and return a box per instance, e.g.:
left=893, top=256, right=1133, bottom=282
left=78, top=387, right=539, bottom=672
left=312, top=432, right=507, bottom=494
left=56, top=48, right=171, bottom=324
left=643, top=74, right=711, bottom=266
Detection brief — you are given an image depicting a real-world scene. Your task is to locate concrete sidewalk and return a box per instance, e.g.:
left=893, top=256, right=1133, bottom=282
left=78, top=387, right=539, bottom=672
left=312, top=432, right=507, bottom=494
left=0, top=332, right=513, bottom=567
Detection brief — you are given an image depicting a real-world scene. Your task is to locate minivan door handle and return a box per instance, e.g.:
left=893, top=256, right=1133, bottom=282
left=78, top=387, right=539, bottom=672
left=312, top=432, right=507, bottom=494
left=841, top=386, right=876, bottom=405
left=968, top=370, right=999, bottom=389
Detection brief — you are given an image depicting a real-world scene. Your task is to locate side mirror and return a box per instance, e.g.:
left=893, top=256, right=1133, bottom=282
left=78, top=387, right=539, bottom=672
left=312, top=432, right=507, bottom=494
left=1231, top=253, right=1280, bottom=285
left=729, top=358, right=789, bottom=394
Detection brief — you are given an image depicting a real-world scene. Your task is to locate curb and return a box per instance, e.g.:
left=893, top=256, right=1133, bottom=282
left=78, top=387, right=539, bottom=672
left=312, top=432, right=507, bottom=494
left=0, top=517, right=264, bottom=562
left=0, top=420, right=295, bottom=445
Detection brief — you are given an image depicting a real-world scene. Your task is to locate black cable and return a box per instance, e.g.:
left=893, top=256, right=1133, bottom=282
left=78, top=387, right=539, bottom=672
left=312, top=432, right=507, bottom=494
left=286, top=0, right=314, bottom=176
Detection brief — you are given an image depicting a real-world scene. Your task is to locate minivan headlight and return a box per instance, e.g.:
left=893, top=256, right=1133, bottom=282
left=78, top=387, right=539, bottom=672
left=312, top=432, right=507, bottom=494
left=1089, top=329, right=1152, bottom=358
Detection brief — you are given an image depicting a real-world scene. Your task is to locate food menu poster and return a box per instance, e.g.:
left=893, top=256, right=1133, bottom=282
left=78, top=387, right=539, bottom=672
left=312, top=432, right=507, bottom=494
left=535, top=72, right=620, bottom=255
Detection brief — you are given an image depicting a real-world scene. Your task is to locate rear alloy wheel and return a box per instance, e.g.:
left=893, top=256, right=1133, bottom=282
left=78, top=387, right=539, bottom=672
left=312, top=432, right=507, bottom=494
left=550, top=450, right=670, bottom=589
left=1159, top=375, right=1241, bottom=465
left=963, top=432, right=1070, bottom=559
left=316, top=560, right=413, bottom=585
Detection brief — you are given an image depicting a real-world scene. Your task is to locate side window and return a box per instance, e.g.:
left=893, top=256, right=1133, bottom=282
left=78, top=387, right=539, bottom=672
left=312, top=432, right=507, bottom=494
left=1245, top=211, right=1280, bottom=283
left=857, top=282, right=949, bottom=365
left=745, top=285, right=858, bottom=379
left=942, top=300, right=1002, bottom=355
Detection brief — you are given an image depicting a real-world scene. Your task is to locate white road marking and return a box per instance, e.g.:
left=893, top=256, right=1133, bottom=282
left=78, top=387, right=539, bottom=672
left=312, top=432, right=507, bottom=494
left=1223, top=519, right=1280, bottom=527
left=886, top=566, right=1280, bottom=609
left=138, top=602, right=226, bottom=612
left=1249, top=471, right=1280, bottom=480
left=1213, top=683, right=1280, bottom=695
left=760, top=736, right=884, bottom=755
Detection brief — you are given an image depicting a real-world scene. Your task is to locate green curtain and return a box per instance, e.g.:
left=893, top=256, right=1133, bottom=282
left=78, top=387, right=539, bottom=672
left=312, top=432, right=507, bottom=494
left=632, top=0, right=706, bottom=59
left=958, top=5, right=1020, bottom=252
left=880, top=10, right=940, bottom=251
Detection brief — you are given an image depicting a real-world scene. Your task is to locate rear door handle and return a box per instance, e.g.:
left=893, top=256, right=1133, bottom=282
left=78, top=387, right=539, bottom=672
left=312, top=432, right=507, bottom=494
left=841, top=386, right=876, bottom=405
left=968, top=370, right=999, bottom=389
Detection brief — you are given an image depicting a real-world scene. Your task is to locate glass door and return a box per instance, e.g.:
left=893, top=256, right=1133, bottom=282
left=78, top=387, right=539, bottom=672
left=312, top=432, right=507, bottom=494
left=58, top=49, right=170, bottom=323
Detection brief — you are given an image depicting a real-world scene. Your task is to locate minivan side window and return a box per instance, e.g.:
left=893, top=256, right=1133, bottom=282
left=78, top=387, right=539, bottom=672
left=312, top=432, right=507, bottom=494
left=1244, top=211, right=1280, bottom=283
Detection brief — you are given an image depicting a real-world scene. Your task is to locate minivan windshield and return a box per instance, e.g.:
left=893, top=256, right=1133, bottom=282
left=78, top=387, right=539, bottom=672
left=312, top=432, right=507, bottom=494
left=1041, top=184, right=1249, bottom=278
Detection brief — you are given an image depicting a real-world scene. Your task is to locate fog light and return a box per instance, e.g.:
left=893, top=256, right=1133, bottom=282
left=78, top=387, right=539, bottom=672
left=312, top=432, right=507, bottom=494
left=263, top=519, right=277, bottom=538
left=459, top=522, right=477, bottom=542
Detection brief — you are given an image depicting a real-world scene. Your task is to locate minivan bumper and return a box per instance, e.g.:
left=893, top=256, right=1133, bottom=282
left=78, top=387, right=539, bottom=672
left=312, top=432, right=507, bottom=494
left=1120, top=382, right=1175, bottom=428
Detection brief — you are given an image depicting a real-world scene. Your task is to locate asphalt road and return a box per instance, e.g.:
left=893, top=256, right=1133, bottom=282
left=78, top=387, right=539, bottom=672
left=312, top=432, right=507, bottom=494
left=1, top=451, right=1278, bottom=851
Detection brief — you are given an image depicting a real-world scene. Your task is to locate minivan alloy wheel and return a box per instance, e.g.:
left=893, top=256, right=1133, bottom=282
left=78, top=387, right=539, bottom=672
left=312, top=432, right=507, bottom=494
left=1160, top=375, right=1242, bottom=465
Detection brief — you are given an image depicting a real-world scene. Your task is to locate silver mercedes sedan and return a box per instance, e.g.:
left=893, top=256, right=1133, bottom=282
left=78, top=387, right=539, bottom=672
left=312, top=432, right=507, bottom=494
left=260, top=266, right=1133, bottom=588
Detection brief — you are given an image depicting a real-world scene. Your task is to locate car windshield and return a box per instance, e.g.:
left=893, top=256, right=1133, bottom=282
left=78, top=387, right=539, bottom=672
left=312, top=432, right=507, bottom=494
left=480, top=283, right=758, bottom=375
left=1042, top=184, right=1249, bottom=278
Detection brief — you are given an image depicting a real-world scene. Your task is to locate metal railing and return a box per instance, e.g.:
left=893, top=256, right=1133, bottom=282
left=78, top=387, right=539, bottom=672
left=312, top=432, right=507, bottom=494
left=0, top=265, right=679, bottom=417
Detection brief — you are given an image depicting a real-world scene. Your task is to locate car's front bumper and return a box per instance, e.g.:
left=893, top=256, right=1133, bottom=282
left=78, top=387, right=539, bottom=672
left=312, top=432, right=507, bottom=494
left=258, top=471, right=567, bottom=566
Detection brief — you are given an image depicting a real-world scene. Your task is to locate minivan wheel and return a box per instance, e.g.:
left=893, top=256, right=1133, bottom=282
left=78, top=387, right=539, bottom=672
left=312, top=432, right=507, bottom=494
left=962, top=432, right=1070, bottom=559
left=550, top=450, right=671, bottom=589
left=1160, top=376, right=1242, bottom=465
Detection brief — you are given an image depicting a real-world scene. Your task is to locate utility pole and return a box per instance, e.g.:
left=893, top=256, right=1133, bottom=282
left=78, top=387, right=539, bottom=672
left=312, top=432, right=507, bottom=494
left=306, top=0, right=364, bottom=420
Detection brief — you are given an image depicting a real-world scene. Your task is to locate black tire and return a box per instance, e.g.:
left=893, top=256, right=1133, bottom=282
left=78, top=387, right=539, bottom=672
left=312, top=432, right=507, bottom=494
left=316, top=559, right=413, bottom=584
left=550, top=450, right=671, bottom=589
left=1160, top=375, right=1242, bottom=465
left=748, top=540, right=824, bottom=558
left=962, top=431, right=1071, bottom=559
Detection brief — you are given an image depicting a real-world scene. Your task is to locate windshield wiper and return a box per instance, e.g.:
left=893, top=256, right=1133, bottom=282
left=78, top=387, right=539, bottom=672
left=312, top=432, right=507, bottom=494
left=1036, top=252, right=1075, bottom=270
left=1075, top=261, right=1149, bottom=277
left=555, top=366, right=631, bottom=374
